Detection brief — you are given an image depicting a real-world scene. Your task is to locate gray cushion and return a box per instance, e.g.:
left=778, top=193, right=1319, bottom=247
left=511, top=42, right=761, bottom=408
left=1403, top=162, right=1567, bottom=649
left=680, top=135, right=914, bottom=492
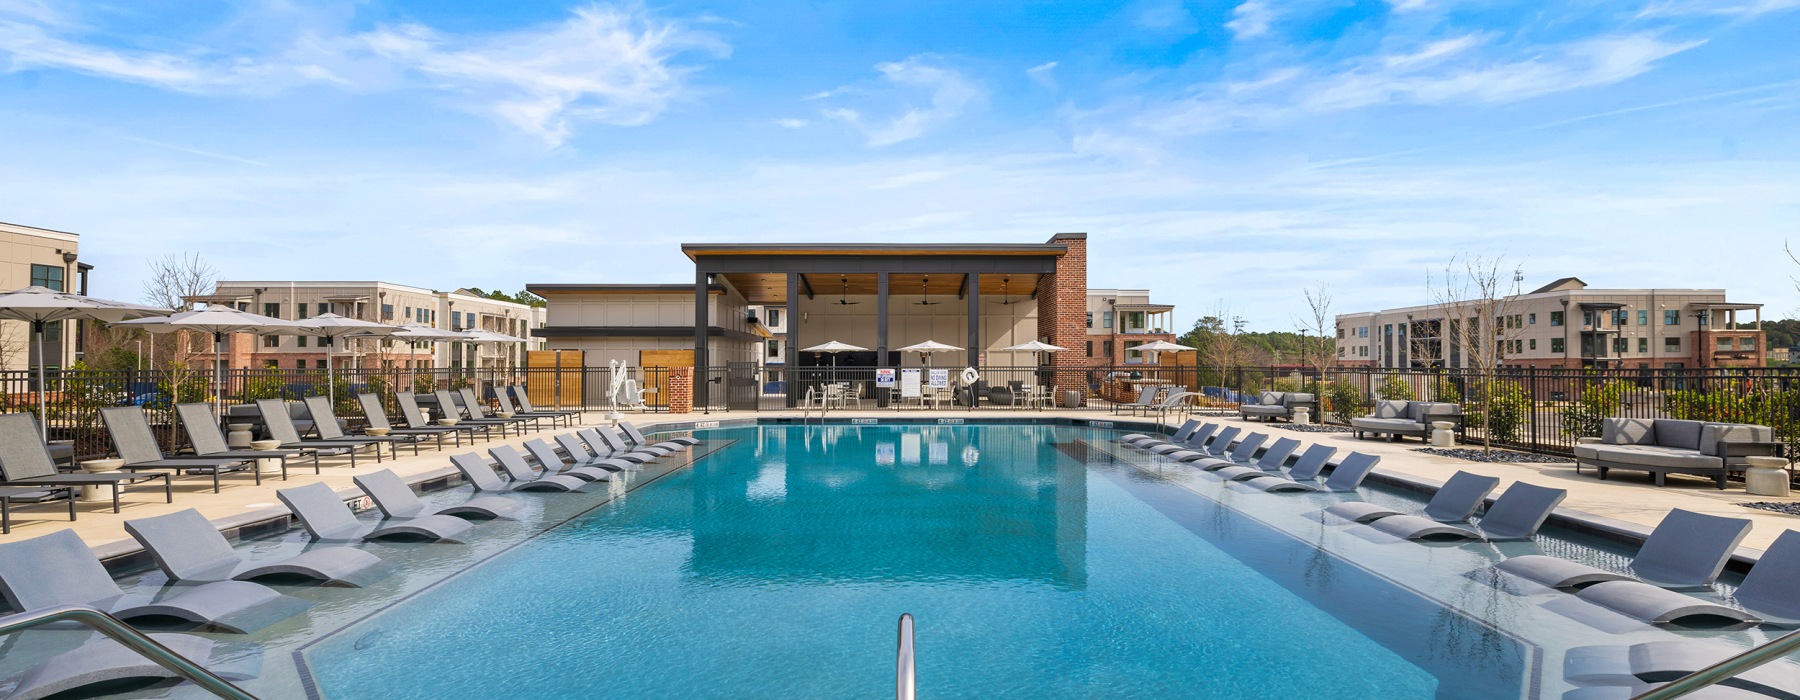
left=1576, top=444, right=1724, bottom=471
left=1260, top=392, right=1282, bottom=405
left=1653, top=420, right=1706, bottom=451
left=1284, top=393, right=1314, bottom=406
left=1418, top=402, right=1461, bottom=418
left=1602, top=418, right=1655, bottom=446
left=1698, top=423, right=1774, bottom=456
left=1352, top=417, right=1426, bottom=433
left=1405, top=402, right=1426, bottom=422
left=1374, top=400, right=1407, bottom=419
left=1241, top=405, right=1288, bottom=416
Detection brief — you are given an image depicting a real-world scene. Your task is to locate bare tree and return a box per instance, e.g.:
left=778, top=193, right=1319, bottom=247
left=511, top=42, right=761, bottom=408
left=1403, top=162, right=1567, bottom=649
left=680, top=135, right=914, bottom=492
left=1430, top=255, right=1526, bottom=456
left=141, top=252, right=218, bottom=371
left=1296, top=283, right=1334, bottom=387
left=1199, top=301, right=1250, bottom=393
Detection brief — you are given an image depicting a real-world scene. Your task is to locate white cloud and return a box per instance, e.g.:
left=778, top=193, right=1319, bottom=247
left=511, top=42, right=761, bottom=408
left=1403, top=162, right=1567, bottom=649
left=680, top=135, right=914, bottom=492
left=774, top=118, right=808, bottom=128
left=1026, top=61, right=1058, bottom=92
left=818, top=54, right=985, bottom=147
left=1386, top=0, right=1433, bottom=12
left=1226, top=1, right=1275, bottom=39
left=1637, top=0, right=1800, bottom=17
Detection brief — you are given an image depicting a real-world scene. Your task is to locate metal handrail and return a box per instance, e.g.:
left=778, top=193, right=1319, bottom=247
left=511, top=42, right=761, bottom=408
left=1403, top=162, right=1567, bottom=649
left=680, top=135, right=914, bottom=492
left=0, top=604, right=257, bottom=700
left=896, top=613, right=915, bottom=700
left=1632, top=627, right=1800, bottom=699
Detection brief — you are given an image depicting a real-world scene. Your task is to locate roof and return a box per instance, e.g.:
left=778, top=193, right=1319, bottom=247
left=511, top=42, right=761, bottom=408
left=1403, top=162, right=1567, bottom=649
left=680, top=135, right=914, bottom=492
left=679, top=242, right=1069, bottom=262
left=0, top=220, right=80, bottom=243
left=1692, top=302, right=1763, bottom=311
left=527, top=283, right=727, bottom=295
left=1113, top=303, right=1175, bottom=312
left=1530, top=277, right=1587, bottom=294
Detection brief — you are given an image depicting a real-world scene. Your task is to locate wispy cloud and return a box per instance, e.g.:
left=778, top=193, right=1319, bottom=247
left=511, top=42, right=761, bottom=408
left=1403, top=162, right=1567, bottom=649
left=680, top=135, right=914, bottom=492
left=774, top=118, right=807, bottom=128
left=1026, top=61, right=1059, bottom=92
left=819, top=54, right=985, bottom=147
left=1637, top=0, right=1800, bottom=17
left=1225, top=2, right=1275, bottom=39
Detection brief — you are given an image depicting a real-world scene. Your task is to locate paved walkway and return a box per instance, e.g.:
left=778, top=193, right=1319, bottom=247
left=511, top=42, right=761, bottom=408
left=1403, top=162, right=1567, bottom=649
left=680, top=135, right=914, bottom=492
left=6, top=407, right=1796, bottom=554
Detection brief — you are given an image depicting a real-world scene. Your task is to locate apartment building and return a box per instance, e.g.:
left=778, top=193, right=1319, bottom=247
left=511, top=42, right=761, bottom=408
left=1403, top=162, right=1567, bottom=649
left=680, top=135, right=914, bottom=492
left=0, top=221, right=92, bottom=371
left=204, top=281, right=546, bottom=371
left=1083, top=289, right=1178, bottom=366
left=1335, top=278, right=1766, bottom=370
left=747, top=304, right=787, bottom=370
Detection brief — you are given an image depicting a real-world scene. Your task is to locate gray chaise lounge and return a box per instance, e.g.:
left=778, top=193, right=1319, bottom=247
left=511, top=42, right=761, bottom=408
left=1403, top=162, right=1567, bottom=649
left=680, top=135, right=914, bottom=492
left=255, top=399, right=384, bottom=466
left=358, top=392, right=463, bottom=449
left=1121, top=419, right=1200, bottom=447
left=1576, top=417, right=1781, bottom=489
left=456, top=388, right=534, bottom=435
left=1560, top=528, right=1800, bottom=627
left=278, top=481, right=471, bottom=542
left=488, top=446, right=590, bottom=491
left=304, top=396, right=420, bottom=458
left=509, top=386, right=584, bottom=425
left=1564, top=639, right=1800, bottom=699
left=1245, top=451, right=1376, bottom=494
left=552, top=434, right=633, bottom=472
left=99, top=406, right=259, bottom=492
left=1326, top=470, right=1500, bottom=524
left=0, top=413, right=170, bottom=514
left=490, top=388, right=562, bottom=430
left=1193, top=432, right=1269, bottom=472
left=522, top=439, right=614, bottom=482
left=0, top=529, right=306, bottom=634
left=354, top=468, right=520, bottom=520
left=398, top=391, right=492, bottom=442
left=587, top=427, right=662, bottom=463
left=1211, top=437, right=1302, bottom=481
left=1239, top=391, right=1317, bottom=423
left=175, top=403, right=314, bottom=474
left=1163, top=424, right=1225, bottom=462
left=0, top=485, right=75, bottom=535
left=1498, top=508, right=1750, bottom=590
left=1351, top=400, right=1462, bottom=442
left=621, top=421, right=697, bottom=451
left=1237, top=443, right=1340, bottom=492
left=124, top=507, right=387, bottom=587
left=0, top=632, right=259, bottom=700
left=1371, top=481, right=1564, bottom=541
left=452, top=451, right=584, bottom=493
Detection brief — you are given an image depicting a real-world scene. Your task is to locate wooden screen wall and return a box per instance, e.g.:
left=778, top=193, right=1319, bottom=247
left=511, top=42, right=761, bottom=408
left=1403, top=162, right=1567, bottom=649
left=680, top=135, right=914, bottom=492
left=526, top=350, right=585, bottom=408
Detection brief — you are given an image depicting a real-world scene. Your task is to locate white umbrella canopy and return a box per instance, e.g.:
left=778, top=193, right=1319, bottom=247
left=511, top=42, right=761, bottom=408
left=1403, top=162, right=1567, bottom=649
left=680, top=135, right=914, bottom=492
left=117, top=308, right=315, bottom=414
left=461, top=329, right=528, bottom=343
left=896, top=340, right=961, bottom=353
left=1133, top=340, right=1195, bottom=352
left=298, top=313, right=399, bottom=403
left=0, top=287, right=171, bottom=439
left=1001, top=341, right=1067, bottom=353
left=373, top=323, right=467, bottom=341
left=801, top=340, right=867, bottom=353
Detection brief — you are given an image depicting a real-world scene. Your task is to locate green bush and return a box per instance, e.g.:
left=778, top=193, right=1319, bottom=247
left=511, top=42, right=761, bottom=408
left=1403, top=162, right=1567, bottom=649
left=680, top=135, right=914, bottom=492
left=1559, top=380, right=1633, bottom=439
left=1429, top=376, right=1462, bottom=404
left=1467, top=380, right=1531, bottom=444
left=1328, top=381, right=1366, bottom=420
left=238, top=374, right=292, bottom=402
left=412, top=374, right=437, bottom=395
left=1376, top=375, right=1416, bottom=401
left=1271, top=377, right=1303, bottom=393
left=1664, top=387, right=1800, bottom=453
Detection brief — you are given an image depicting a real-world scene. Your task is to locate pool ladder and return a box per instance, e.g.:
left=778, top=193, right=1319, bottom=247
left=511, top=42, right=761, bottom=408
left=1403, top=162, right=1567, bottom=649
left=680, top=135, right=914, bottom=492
left=0, top=604, right=257, bottom=699
left=896, top=613, right=915, bottom=700
left=1631, top=626, right=1800, bottom=699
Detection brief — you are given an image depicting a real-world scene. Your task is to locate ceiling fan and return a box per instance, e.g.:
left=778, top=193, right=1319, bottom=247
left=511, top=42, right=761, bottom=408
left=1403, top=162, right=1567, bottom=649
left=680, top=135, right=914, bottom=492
left=991, top=276, right=1029, bottom=305
left=914, top=276, right=942, bottom=305
left=833, top=275, right=860, bottom=305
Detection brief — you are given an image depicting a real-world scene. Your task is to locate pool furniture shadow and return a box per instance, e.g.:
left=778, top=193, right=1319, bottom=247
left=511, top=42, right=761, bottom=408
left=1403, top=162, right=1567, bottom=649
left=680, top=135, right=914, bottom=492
left=0, top=485, right=75, bottom=535
left=1239, top=391, right=1317, bottom=423
left=0, top=413, right=171, bottom=514
left=0, top=529, right=307, bottom=634
left=124, top=507, right=387, bottom=588
left=1326, top=471, right=1500, bottom=525
left=175, top=402, right=314, bottom=474
left=358, top=392, right=463, bottom=449
left=277, top=481, right=470, bottom=543
left=354, top=468, right=519, bottom=521
left=451, top=452, right=584, bottom=493
left=1371, top=481, right=1565, bottom=541
left=487, top=446, right=590, bottom=491
left=1575, top=417, right=1781, bottom=489
left=1351, top=400, right=1462, bottom=443
left=256, top=399, right=385, bottom=466
left=552, top=434, right=632, bottom=472
left=304, top=396, right=418, bottom=458
left=100, top=406, right=260, bottom=492
left=509, top=386, right=583, bottom=426
left=522, top=440, right=614, bottom=482
left=0, top=631, right=260, bottom=700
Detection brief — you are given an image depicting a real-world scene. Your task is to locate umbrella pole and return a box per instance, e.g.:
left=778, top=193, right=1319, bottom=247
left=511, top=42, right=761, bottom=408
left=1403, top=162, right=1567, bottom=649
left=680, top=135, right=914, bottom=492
left=214, top=332, right=224, bottom=418
left=34, top=321, right=46, bottom=441
left=327, top=340, right=334, bottom=405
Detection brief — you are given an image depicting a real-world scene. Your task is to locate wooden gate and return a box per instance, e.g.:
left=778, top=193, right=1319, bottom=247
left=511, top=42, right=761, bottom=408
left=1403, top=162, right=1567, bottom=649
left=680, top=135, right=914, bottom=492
left=526, top=350, right=584, bottom=409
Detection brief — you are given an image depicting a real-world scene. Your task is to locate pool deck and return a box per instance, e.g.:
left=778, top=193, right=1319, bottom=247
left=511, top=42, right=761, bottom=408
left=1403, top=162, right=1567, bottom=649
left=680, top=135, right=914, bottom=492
left=4, top=408, right=1797, bottom=556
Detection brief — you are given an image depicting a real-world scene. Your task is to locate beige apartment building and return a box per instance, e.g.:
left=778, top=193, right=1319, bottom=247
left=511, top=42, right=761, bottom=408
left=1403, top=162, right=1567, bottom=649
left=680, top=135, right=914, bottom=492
left=1083, top=289, right=1178, bottom=367
left=1335, top=278, right=1765, bottom=370
left=0, top=221, right=92, bottom=371
left=203, top=281, right=546, bottom=371
left=525, top=284, right=762, bottom=370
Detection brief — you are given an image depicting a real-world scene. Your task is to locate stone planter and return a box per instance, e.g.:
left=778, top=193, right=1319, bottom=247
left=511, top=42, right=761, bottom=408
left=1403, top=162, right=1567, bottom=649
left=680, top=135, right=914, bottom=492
left=250, top=439, right=284, bottom=475
left=438, top=418, right=460, bottom=427
left=1745, top=456, right=1791, bottom=498
left=365, top=427, right=391, bottom=437
left=78, top=458, right=125, bottom=502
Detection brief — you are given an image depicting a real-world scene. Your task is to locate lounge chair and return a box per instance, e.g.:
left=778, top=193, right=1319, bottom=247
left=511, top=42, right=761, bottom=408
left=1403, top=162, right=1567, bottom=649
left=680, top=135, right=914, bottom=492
left=1111, top=385, right=1161, bottom=416
left=457, top=388, right=534, bottom=434
left=398, top=391, right=491, bottom=442
left=451, top=453, right=549, bottom=493
left=620, top=421, right=697, bottom=450
left=358, top=392, right=463, bottom=449
left=1143, top=422, right=1208, bottom=456
left=511, top=386, right=583, bottom=424
left=276, top=481, right=470, bottom=543
left=1564, top=639, right=1800, bottom=698
left=553, top=433, right=632, bottom=472
left=432, top=390, right=516, bottom=437
left=586, top=426, right=661, bottom=463
left=1193, top=432, right=1268, bottom=471
left=1169, top=425, right=1237, bottom=463
left=0, top=529, right=307, bottom=634
left=354, top=468, right=518, bottom=521
left=1162, top=424, right=1223, bottom=462
left=1372, top=481, right=1565, bottom=541
left=99, top=406, right=259, bottom=492
left=492, top=388, right=566, bottom=429
left=0, top=631, right=259, bottom=700
left=1497, top=508, right=1750, bottom=590
left=304, top=396, right=419, bottom=457
left=1120, top=419, right=1199, bottom=447
left=255, top=398, right=385, bottom=465
left=522, top=440, right=614, bottom=482
left=0, top=413, right=170, bottom=514
left=1244, top=450, right=1377, bottom=493
left=124, top=508, right=387, bottom=587
left=1325, top=471, right=1501, bottom=524
left=175, top=402, right=315, bottom=475
left=0, top=485, right=75, bottom=535
left=1563, top=529, right=1800, bottom=628
left=1211, top=437, right=1302, bottom=481
left=488, top=445, right=590, bottom=491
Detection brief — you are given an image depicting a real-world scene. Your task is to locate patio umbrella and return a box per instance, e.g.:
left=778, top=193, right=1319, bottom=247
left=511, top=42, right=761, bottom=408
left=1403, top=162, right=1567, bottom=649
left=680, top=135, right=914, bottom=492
left=349, top=323, right=463, bottom=401
left=459, top=328, right=530, bottom=394
left=896, top=339, right=962, bottom=365
left=1000, top=340, right=1068, bottom=353
left=800, top=340, right=866, bottom=386
left=1131, top=339, right=1195, bottom=364
left=0, top=286, right=171, bottom=439
left=301, top=313, right=398, bottom=404
left=116, top=308, right=313, bottom=415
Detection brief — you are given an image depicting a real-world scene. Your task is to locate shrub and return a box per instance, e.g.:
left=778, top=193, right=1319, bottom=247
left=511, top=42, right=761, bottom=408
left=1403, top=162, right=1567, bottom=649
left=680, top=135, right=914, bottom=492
left=1271, top=377, right=1303, bottom=393
left=1467, top=380, right=1531, bottom=444
left=1376, top=375, right=1416, bottom=401
left=1559, top=380, right=1634, bottom=439
left=1328, top=380, right=1366, bottom=421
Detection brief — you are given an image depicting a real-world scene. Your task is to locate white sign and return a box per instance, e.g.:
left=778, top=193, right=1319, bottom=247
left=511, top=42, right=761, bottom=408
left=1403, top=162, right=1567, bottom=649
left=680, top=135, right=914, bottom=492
left=875, top=368, right=896, bottom=387
left=928, top=369, right=950, bottom=388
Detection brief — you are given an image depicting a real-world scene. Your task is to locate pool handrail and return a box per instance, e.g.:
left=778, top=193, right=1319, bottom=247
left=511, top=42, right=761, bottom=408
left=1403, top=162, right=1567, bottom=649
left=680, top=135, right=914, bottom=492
left=0, top=603, right=258, bottom=700
left=1631, top=626, right=1800, bottom=699
left=897, top=612, right=915, bottom=700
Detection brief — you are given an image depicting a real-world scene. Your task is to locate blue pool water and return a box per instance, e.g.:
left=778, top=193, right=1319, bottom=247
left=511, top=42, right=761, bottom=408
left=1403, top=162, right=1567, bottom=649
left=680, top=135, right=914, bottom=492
left=303, top=424, right=1526, bottom=698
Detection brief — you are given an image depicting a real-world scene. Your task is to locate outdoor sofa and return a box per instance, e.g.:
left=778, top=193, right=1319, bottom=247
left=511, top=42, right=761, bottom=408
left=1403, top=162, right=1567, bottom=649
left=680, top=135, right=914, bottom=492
left=1238, top=391, right=1317, bottom=422
left=1574, top=417, right=1781, bottom=489
left=1350, top=400, right=1462, bottom=442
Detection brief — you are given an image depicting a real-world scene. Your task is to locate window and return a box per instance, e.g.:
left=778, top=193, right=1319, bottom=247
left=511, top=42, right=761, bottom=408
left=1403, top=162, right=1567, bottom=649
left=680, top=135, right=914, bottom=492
left=1529, top=339, right=1537, bottom=350
left=297, top=336, right=308, bottom=347
left=1125, top=311, right=1145, bottom=330
left=1102, top=311, right=1113, bottom=330
left=1336, top=328, right=1344, bottom=339
left=263, top=302, right=281, bottom=319
left=1085, top=341, right=1093, bottom=357
left=1550, top=337, right=1565, bottom=353
left=767, top=309, right=781, bottom=327
left=1102, top=340, right=1113, bottom=358
left=766, top=339, right=781, bottom=359
left=1337, top=347, right=1345, bottom=357
left=1638, top=310, right=1648, bottom=326
left=1550, top=311, right=1563, bottom=326
left=263, top=360, right=278, bottom=368
left=1638, top=337, right=1648, bottom=353
left=1513, top=339, right=1523, bottom=354
left=318, top=303, right=329, bottom=316
left=1528, top=313, right=1537, bottom=325
left=382, top=304, right=394, bottom=320
left=1359, top=327, right=1368, bottom=338
left=1085, top=312, right=1093, bottom=329
left=296, top=304, right=309, bottom=320
left=452, top=311, right=463, bottom=330
left=1615, top=310, right=1629, bottom=325
left=263, top=335, right=278, bottom=348
left=1665, top=337, right=1681, bottom=351
left=1513, top=314, right=1523, bottom=328
left=1717, top=338, right=1733, bottom=352
left=1740, top=337, right=1757, bottom=350
left=1613, top=337, right=1627, bottom=353
left=1582, top=310, right=1595, bottom=327
left=1664, top=310, right=1680, bottom=326
left=29, top=264, right=63, bottom=292
left=316, top=360, right=328, bottom=369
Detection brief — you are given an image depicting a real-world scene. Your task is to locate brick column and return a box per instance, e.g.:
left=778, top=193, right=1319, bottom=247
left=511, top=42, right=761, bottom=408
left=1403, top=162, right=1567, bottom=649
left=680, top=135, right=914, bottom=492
left=1038, top=233, right=1088, bottom=404
left=668, top=366, right=693, bottom=414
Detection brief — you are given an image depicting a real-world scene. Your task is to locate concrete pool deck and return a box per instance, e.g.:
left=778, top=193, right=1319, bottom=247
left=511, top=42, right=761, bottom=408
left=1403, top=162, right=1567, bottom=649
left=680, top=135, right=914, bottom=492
left=4, top=408, right=1795, bottom=556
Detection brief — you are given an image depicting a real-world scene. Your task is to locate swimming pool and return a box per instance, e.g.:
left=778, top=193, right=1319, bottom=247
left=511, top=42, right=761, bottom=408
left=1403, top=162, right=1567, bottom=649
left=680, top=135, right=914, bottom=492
left=21, top=422, right=1788, bottom=698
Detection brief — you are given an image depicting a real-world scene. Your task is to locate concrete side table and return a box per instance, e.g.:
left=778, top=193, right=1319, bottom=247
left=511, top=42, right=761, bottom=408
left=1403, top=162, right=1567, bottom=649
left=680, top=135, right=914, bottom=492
left=1430, top=421, right=1456, bottom=447
left=250, top=439, right=284, bottom=475
left=1744, top=456, right=1791, bottom=498
left=227, top=423, right=254, bottom=449
left=1291, top=407, right=1311, bottom=425
left=78, top=458, right=125, bottom=502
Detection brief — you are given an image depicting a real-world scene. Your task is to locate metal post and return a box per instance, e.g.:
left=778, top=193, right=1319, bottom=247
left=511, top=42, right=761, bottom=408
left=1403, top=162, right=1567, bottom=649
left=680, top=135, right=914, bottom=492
left=786, top=273, right=800, bottom=409
left=877, top=272, right=889, bottom=408
left=694, top=267, right=709, bottom=409
left=896, top=613, right=915, bottom=700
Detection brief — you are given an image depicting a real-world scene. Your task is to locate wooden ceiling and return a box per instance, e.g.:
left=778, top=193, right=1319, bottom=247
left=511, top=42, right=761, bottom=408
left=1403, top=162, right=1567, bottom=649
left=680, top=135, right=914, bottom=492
left=720, top=273, right=1042, bottom=305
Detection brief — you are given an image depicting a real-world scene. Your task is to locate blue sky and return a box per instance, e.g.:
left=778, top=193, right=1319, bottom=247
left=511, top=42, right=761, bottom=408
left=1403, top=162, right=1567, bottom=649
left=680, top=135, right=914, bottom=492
left=1, top=0, right=1796, bottom=332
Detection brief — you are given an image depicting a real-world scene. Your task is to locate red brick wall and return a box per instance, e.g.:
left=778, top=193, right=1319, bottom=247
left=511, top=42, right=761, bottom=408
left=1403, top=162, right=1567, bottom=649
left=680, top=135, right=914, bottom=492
left=1038, top=233, right=1088, bottom=398
left=668, top=366, right=693, bottom=414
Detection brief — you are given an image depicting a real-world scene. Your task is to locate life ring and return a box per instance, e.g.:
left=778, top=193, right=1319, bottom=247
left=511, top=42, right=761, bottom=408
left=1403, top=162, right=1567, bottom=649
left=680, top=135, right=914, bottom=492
left=960, top=367, right=980, bottom=385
